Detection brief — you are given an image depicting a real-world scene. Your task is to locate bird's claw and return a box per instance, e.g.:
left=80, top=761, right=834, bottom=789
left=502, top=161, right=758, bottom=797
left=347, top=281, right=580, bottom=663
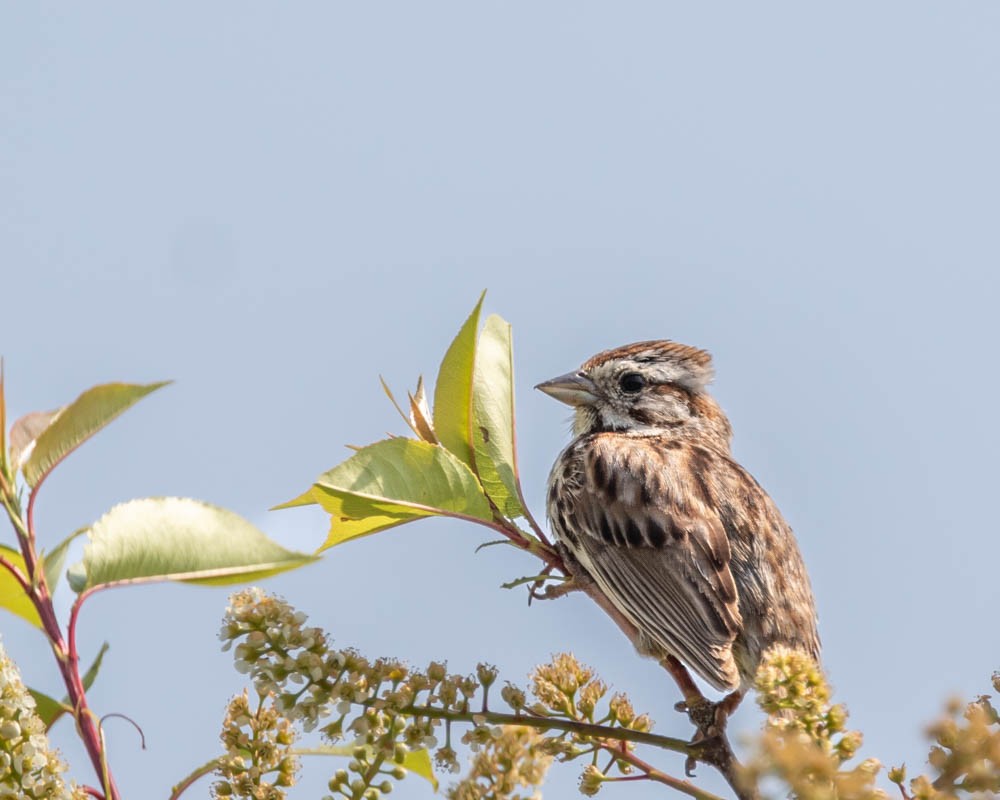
left=685, top=755, right=698, bottom=777
left=529, top=578, right=580, bottom=601
left=675, top=690, right=745, bottom=775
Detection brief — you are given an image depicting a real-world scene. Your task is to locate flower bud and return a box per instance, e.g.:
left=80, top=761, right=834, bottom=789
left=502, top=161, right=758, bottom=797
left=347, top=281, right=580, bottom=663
left=501, top=683, right=526, bottom=711
left=476, top=663, right=499, bottom=688
left=579, top=764, right=605, bottom=796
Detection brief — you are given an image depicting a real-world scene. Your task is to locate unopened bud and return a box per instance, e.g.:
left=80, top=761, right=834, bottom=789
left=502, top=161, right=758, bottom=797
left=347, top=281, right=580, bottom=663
left=476, top=663, right=499, bottom=688
left=501, top=683, right=526, bottom=711
left=579, top=764, right=605, bottom=796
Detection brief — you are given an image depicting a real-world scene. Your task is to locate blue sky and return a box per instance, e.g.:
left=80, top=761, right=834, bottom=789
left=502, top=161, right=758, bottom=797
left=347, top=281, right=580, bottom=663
left=2, top=4, right=998, bottom=798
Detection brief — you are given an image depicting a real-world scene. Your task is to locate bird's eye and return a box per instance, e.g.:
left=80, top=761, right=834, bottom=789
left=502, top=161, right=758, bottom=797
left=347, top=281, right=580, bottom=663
left=619, top=372, right=645, bottom=394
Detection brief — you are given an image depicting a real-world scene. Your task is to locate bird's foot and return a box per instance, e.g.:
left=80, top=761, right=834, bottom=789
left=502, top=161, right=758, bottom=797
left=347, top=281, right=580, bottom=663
left=674, top=690, right=744, bottom=776
left=674, top=689, right=744, bottom=731
left=529, top=577, right=582, bottom=601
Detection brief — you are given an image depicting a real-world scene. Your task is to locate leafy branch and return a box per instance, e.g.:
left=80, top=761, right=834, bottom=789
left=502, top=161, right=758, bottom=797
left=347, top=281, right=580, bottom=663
left=211, top=588, right=1000, bottom=800
left=0, top=376, right=318, bottom=798
left=208, top=587, right=726, bottom=800
left=278, top=292, right=748, bottom=796
left=3, top=297, right=997, bottom=799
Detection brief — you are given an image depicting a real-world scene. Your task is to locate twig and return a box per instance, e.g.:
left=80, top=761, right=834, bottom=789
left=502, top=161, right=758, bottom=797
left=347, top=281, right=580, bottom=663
left=611, top=745, right=728, bottom=800
left=384, top=703, right=695, bottom=757
left=2, top=488, right=122, bottom=800
left=168, top=758, right=222, bottom=800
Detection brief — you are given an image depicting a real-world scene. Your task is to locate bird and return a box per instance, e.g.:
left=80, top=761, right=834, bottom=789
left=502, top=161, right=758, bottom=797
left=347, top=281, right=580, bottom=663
left=536, top=340, right=819, bottom=695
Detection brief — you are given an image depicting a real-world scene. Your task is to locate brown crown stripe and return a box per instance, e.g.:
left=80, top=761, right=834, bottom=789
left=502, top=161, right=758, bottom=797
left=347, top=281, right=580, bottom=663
left=582, top=340, right=713, bottom=370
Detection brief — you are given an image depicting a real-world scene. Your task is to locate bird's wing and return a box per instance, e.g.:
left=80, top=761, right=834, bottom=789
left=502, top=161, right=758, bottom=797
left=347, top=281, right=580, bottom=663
left=552, top=436, right=742, bottom=691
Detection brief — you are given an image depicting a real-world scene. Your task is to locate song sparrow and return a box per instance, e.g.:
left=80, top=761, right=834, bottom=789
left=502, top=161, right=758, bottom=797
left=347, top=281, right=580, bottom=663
left=537, top=341, right=819, bottom=692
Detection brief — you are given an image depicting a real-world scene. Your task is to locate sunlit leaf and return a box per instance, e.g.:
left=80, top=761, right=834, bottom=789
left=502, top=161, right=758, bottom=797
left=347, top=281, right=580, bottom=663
left=28, top=688, right=70, bottom=730
left=401, top=748, right=438, bottom=790
left=272, top=487, right=318, bottom=509
left=310, top=438, right=492, bottom=551
left=0, top=545, right=42, bottom=628
left=41, top=527, right=87, bottom=596
left=22, top=381, right=171, bottom=489
left=471, top=314, right=525, bottom=518
left=67, top=498, right=318, bottom=592
left=310, top=489, right=432, bottom=545
left=433, top=292, right=485, bottom=468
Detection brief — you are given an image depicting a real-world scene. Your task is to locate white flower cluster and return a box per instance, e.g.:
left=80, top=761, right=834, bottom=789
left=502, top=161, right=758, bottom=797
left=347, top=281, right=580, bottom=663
left=0, top=638, right=84, bottom=800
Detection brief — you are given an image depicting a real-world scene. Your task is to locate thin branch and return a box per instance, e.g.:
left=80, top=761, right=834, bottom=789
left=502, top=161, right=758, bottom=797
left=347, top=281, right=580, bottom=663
left=611, top=745, right=727, bottom=800
left=360, top=750, right=388, bottom=795
left=168, top=758, right=222, bottom=800
left=26, top=486, right=40, bottom=548
left=69, top=586, right=101, bottom=663
left=383, top=703, right=695, bottom=757
left=1, top=490, right=121, bottom=800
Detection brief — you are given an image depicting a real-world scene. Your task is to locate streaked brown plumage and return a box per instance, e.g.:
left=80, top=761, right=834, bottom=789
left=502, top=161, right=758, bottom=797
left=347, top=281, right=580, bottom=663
left=537, top=341, right=819, bottom=692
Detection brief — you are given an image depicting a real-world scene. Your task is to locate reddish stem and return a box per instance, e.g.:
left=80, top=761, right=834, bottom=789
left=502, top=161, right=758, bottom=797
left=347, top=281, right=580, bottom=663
left=611, top=744, right=725, bottom=800
left=68, top=587, right=101, bottom=666
left=59, top=592, right=120, bottom=799
left=16, top=488, right=121, bottom=800
left=0, top=552, right=30, bottom=593
left=22, top=484, right=41, bottom=576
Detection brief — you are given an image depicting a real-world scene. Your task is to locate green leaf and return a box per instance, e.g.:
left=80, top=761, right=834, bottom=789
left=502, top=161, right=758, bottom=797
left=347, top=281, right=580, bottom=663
left=79, top=641, right=110, bottom=692
left=67, top=498, right=319, bottom=592
left=311, top=438, right=493, bottom=551
left=41, top=527, right=87, bottom=596
left=401, top=747, right=438, bottom=789
left=471, top=314, right=525, bottom=518
left=433, top=292, right=485, bottom=468
left=272, top=487, right=318, bottom=509
left=0, top=545, right=42, bottom=628
left=28, top=688, right=71, bottom=730
left=22, top=381, right=171, bottom=489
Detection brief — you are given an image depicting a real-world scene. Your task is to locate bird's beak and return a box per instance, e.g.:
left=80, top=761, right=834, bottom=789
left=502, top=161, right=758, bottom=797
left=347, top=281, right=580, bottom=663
left=535, top=371, right=598, bottom=407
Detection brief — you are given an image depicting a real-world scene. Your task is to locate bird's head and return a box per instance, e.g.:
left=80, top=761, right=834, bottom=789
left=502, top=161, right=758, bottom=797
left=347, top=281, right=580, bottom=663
left=536, top=340, right=732, bottom=443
